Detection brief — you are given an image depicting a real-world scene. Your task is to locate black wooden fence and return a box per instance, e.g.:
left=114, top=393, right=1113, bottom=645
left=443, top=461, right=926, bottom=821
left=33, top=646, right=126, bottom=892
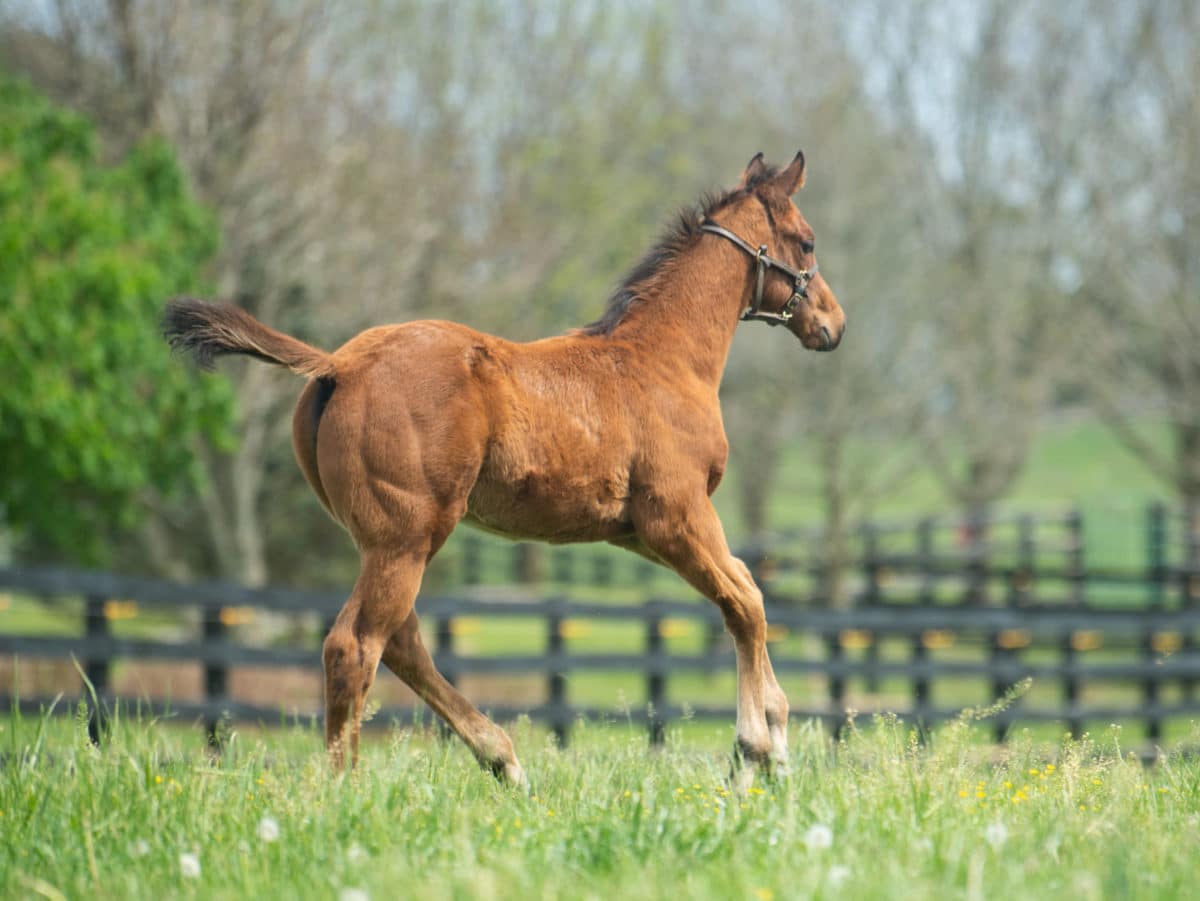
left=1, top=505, right=1199, bottom=749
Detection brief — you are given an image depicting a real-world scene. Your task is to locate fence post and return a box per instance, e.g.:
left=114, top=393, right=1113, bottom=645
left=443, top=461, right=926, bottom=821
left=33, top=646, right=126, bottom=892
left=434, top=614, right=456, bottom=738
left=1065, top=509, right=1085, bottom=605
left=1061, top=510, right=1084, bottom=737
left=1181, top=505, right=1198, bottom=702
left=645, top=601, right=665, bottom=747
left=966, top=509, right=989, bottom=606
left=202, top=605, right=227, bottom=748
left=1142, top=627, right=1162, bottom=743
left=546, top=600, right=568, bottom=746
left=911, top=519, right=935, bottom=731
left=859, top=522, right=881, bottom=693
left=826, top=631, right=846, bottom=738
left=1147, top=503, right=1167, bottom=609
left=83, top=594, right=109, bottom=744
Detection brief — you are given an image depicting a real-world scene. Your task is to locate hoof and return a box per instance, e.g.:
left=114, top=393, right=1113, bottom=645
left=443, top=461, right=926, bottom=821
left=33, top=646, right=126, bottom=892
left=487, top=756, right=528, bottom=790
left=730, top=736, right=773, bottom=793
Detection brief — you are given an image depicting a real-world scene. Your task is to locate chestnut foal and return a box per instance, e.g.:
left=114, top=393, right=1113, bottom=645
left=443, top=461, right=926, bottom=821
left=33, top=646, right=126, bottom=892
left=164, top=150, right=845, bottom=786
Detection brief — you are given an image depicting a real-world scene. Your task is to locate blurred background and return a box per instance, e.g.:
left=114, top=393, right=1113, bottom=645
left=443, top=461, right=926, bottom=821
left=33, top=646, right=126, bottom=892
left=0, top=1, right=1197, bottom=741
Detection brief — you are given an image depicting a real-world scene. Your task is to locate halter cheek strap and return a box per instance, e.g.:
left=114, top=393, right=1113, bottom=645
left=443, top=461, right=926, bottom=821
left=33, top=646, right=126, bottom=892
left=700, top=221, right=818, bottom=326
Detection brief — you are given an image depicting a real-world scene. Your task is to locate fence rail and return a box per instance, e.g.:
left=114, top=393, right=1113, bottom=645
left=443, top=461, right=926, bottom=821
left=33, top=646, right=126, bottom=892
left=3, top=542, right=1200, bottom=747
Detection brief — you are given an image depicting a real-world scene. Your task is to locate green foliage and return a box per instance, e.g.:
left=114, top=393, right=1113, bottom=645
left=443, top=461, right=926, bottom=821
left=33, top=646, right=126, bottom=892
left=1, top=713, right=1198, bottom=899
left=0, top=77, right=232, bottom=563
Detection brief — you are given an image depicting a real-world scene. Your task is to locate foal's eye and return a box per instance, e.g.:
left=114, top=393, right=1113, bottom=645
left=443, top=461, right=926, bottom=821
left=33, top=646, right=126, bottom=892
left=800, top=239, right=815, bottom=255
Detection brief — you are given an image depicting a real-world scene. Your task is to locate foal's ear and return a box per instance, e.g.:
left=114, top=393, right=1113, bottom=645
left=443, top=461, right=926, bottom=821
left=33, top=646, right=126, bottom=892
left=774, top=149, right=807, bottom=195
left=737, top=152, right=768, bottom=189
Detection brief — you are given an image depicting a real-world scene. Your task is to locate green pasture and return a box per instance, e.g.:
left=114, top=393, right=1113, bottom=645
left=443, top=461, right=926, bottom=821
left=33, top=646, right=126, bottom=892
left=2, top=705, right=1198, bottom=900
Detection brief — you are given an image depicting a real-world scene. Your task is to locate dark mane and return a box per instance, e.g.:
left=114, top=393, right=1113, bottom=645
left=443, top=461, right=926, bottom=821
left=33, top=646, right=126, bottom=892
left=575, top=165, right=780, bottom=337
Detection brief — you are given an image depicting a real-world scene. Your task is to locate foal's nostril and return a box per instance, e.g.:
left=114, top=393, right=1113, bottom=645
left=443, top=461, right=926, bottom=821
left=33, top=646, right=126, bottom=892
left=820, top=325, right=833, bottom=349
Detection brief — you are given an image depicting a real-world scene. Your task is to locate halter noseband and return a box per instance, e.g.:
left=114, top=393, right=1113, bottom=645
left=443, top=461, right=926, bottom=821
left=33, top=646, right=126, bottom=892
left=700, top=221, right=819, bottom=326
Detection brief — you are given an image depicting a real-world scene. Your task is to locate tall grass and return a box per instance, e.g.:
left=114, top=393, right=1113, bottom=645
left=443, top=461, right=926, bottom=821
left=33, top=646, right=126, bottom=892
left=1, top=698, right=1197, bottom=900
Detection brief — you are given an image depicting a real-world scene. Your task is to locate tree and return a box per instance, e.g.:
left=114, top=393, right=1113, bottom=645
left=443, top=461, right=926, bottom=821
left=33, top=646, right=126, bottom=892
left=0, top=76, right=230, bottom=564
left=1074, top=0, right=1200, bottom=516
left=861, top=0, right=1082, bottom=521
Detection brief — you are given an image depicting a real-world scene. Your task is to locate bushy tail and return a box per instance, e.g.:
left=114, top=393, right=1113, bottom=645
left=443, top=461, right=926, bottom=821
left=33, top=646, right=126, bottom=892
left=162, top=297, right=334, bottom=379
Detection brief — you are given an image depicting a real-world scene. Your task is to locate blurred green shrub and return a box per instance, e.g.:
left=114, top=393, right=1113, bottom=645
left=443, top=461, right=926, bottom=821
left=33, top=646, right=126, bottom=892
left=0, top=76, right=232, bottom=564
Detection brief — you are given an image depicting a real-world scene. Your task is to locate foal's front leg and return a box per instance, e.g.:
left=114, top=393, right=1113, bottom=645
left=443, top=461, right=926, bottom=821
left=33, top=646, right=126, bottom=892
left=633, top=497, right=787, bottom=781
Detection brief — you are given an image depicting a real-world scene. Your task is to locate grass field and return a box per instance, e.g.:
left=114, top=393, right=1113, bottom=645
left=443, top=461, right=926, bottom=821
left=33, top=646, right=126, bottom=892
left=3, top=703, right=1198, bottom=900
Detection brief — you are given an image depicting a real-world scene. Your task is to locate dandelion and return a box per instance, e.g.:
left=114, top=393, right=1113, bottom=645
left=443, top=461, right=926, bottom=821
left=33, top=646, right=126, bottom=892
left=340, top=889, right=369, bottom=901
left=179, top=852, right=201, bottom=879
left=257, top=816, right=280, bottom=843
left=829, top=865, right=851, bottom=888
left=755, top=889, right=774, bottom=901
left=131, top=839, right=150, bottom=858
left=347, top=844, right=367, bottom=864
left=984, top=821, right=1008, bottom=850
left=1045, top=835, right=1061, bottom=861
left=804, top=824, right=834, bottom=851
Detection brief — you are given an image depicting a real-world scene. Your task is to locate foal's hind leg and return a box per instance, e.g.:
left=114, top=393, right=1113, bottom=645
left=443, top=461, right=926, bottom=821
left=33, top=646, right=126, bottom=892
left=323, top=552, right=421, bottom=769
left=382, top=612, right=526, bottom=786
left=633, top=496, right=786, bottom=781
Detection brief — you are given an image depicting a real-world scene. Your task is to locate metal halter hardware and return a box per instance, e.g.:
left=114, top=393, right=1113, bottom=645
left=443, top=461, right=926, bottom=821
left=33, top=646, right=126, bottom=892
left=700, top=221, right=819, bottom=326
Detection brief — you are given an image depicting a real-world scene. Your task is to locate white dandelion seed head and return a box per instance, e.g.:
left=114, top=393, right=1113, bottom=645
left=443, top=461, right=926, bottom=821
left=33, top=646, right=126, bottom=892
left=828, top=865, right=851, bottom=887
left=131, top=839, right=150, bottom=858
left=347, top=843, right=367, bottom=864
left=179, top=852, right=201, bottom=879
left=804, top=823, right=834, bottom=851
left=257, top=816, right=280, bottom=843
left=1044, top=835, right=1061, bottom=860
left=985, top=821, right=1009, bottom=850
left=913, top=836, right=933, bottom=854
left=339, top=889, right=370, bottom=901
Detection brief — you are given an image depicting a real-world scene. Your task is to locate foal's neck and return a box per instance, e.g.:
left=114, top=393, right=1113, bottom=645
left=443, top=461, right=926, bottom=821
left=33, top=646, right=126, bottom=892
left=611, top=236, right=757, bottom=389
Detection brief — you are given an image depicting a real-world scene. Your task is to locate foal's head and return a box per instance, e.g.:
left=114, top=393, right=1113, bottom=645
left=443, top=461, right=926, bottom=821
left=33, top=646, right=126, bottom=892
left=711, top=151, right=846, bottom=352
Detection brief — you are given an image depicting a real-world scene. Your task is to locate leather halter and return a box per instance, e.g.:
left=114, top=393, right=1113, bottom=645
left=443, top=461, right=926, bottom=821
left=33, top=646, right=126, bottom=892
left=700, top=221, right=819, bottom=326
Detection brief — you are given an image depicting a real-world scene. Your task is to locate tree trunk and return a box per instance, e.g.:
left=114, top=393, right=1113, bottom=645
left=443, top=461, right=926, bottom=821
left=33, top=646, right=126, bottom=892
left=1177, top=419, right=1200, bottom=519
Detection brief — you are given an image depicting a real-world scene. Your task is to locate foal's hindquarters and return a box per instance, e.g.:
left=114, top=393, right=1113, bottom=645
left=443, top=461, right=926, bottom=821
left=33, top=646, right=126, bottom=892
left=292, top=324, right=527, bottom=783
